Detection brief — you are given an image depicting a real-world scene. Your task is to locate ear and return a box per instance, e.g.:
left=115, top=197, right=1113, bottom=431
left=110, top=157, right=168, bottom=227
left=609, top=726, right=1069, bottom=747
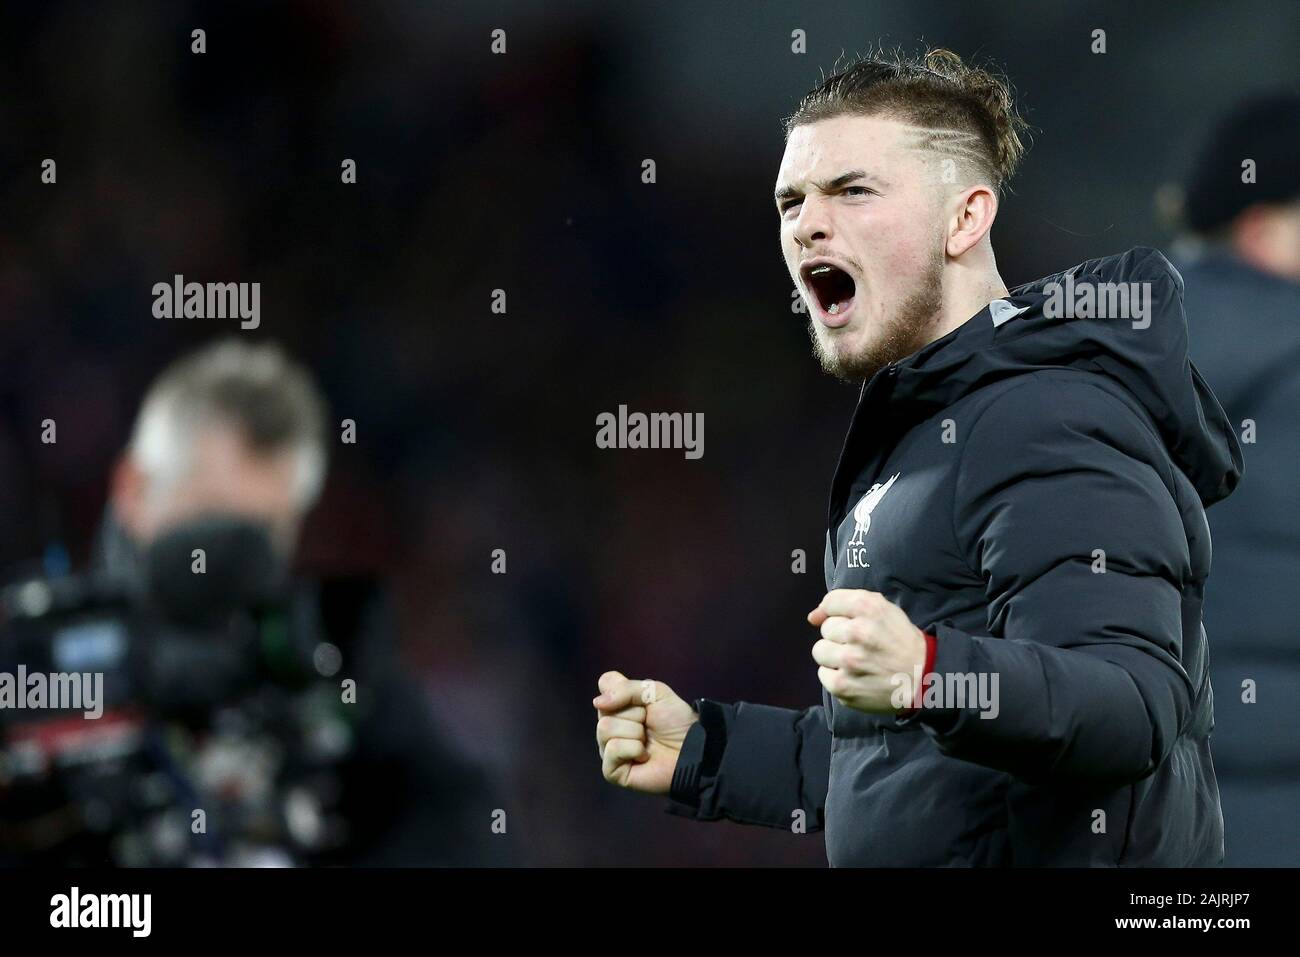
left=110, top=455, right=149, bottom=539
left=945, top=184, right=999, bottom=258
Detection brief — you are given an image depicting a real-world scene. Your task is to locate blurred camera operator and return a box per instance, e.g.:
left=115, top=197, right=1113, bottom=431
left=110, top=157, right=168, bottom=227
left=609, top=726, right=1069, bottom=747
left=1, top=339, right=502, bottom=866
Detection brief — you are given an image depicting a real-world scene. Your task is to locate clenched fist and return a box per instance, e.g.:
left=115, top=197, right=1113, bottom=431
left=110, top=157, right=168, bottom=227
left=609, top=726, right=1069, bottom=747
left=592, top=671, right=698, bottom=794
left=808, top=589, right=928, bottom=714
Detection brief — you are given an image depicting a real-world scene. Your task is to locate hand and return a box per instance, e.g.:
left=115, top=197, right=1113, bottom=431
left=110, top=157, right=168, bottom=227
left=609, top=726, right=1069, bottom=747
left=593, top=671, right=698, bottom=794
left=808, top=589, right=927, bottom=714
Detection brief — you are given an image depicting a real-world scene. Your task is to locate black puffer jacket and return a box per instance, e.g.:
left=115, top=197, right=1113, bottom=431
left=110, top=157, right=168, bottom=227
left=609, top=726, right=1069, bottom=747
left=667, top=247, right=1243, bottom=866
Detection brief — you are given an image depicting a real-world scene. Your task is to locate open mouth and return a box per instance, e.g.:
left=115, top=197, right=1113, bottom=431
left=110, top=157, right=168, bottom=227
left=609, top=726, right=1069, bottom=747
left=802, top=261, right=857, bottom=320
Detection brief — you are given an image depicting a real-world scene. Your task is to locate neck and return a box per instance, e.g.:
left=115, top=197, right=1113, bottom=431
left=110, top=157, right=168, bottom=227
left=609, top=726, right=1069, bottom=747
left=929, top=253, right=1008, bottom=346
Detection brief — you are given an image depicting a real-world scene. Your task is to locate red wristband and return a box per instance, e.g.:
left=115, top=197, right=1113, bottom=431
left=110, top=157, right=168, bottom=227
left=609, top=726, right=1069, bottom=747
left=900, top=630, right=937, bottom=716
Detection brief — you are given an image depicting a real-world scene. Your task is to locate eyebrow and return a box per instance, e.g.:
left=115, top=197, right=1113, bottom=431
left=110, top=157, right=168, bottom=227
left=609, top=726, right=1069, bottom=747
left=774, top=169, right=883, bottom=203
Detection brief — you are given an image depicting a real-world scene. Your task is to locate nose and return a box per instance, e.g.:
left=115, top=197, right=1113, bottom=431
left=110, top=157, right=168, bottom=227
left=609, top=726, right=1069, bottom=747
left=792, top=194, right=832, bottom=248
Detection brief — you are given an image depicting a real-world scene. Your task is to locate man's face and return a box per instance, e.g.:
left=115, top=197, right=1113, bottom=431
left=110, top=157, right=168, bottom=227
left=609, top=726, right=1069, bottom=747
left=1248, top=196, right=1300, bottom=281
left=116, top=424, right=305, bottom=555
left=776, top=114, right=947, bottom=381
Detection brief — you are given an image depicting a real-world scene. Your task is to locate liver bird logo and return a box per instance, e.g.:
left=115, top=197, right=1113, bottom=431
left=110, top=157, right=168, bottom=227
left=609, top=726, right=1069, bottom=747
left=847, top=473, right=900, bottom=546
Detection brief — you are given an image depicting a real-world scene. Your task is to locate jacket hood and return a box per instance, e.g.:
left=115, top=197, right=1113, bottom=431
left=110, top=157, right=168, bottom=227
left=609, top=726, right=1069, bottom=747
left=884, top=246, right=1243, bottom=507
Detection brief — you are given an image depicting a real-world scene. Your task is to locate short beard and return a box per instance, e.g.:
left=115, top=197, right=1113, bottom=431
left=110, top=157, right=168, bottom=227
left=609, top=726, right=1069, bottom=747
left=808, top=248, right=945, bottom=383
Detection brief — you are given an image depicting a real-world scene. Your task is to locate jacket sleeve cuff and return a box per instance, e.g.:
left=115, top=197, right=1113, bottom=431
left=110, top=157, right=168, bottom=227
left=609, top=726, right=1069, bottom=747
left=893, top=623, right=969, bottom=734
left=665, top=698, right=727, bottom=818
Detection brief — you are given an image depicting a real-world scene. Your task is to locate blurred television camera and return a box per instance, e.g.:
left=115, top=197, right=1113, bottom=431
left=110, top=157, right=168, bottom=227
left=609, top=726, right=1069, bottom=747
left=0, top=520, right=378, bottom=865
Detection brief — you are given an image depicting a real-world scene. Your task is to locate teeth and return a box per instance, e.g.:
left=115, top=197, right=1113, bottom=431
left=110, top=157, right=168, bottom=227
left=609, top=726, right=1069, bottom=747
left=828, top=302, right=839, bottom=315
left=811, top=265, right=832, bottom=275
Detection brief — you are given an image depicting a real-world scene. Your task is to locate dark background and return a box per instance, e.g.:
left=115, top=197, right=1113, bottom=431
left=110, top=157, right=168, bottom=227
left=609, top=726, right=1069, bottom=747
left=0, top=0, right=1296, bottom=865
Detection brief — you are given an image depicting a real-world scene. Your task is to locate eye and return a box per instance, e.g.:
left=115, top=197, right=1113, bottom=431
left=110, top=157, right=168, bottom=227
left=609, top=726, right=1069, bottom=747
left=780, top=198, right=803, bottom=216
left=844, top=185, right=875, bottom=198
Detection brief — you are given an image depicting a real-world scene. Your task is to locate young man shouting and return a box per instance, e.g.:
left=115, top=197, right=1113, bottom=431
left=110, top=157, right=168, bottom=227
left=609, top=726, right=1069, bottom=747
left=593, top=48, right=1241, bottom=866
